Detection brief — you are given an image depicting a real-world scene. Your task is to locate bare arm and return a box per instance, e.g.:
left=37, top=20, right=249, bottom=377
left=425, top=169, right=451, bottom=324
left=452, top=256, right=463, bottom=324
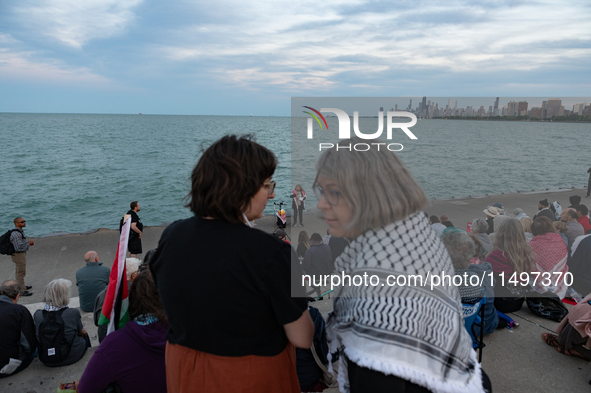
left=283, top=309, right=314, bottom=349
left=131, top=222, right=142, bottom=238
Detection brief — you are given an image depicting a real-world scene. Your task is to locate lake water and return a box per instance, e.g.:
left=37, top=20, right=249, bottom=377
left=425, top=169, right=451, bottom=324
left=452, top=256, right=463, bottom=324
left=1, top=113, right=588, bottom=236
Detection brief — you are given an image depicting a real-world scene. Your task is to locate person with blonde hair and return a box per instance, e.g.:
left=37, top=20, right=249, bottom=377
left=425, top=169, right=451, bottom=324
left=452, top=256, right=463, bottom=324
left=315, top=137, right=487, bottom=393
left=291, top=184, right=307, bottom=227
left=485, top=218, right=535, bottom=313
left=34, top=279, right=90, bottom=367
left=296, top=231, right=310, bottom=259
left=520, top=216, right=534, bottom=242
left=471, top=218, right=492, bottom=258
left=552, top=221, right=569, bottom=246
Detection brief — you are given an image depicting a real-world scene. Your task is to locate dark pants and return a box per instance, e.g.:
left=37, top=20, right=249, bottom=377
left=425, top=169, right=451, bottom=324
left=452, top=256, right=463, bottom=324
left=0, top=352, right=35, bottom=379
left=587, top=177, right=591, bottom=197
left=347, top=357, right=492, bottom=393
left=293, top=207, right=304, bottom=225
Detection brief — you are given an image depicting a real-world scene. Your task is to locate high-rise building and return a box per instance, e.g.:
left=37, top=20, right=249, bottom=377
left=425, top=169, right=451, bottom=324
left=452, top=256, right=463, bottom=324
left=493, top=97, right=499, bottom=116
left=546, top=99, right=562, bottom=118
left=518, top=101, right=528, bottom=116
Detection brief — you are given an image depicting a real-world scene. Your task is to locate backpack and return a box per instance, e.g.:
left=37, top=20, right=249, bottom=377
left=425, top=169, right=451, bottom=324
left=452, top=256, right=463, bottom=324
left=0, top=229, right=18, bottom=255
left=38, top=309, right=75, bottom=364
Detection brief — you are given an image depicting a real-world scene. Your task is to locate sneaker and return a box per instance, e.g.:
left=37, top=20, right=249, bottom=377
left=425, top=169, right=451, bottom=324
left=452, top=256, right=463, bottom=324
left=21, top=291, right=33, bottom=297
left=25, top=286, right=32, bottom=290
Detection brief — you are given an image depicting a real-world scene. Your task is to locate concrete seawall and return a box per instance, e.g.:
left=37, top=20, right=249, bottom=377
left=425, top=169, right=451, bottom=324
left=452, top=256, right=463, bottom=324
left=1, top=188, right=590, bottom=392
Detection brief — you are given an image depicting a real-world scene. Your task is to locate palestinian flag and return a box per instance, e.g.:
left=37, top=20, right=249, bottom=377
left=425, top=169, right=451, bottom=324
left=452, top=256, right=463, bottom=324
left=98, top=215, right=131, bottom=334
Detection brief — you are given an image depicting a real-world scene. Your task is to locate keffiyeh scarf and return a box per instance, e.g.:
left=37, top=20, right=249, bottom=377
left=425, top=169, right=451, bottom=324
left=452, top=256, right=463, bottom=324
left=326, top=212, right=483, bottom=393
left=529, top=232, right=569, bottom=299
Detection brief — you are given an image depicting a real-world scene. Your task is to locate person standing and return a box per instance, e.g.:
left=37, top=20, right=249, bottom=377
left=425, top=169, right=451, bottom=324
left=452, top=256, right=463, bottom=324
left=587, top=167, right=591, bottom=198
left=75, top=251, right=110, bottom=312
left=291, top=185, right=306, bottom=227
left=10, top=218, right=34, bottom=296
left=126, top=201, right=143, bottom=257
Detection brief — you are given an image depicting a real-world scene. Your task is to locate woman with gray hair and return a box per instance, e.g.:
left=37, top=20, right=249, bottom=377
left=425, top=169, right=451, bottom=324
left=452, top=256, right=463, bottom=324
left=471, top=218, right=492, bottom=258
left=316, top=137, right=487, bottom=393
left=34, top=279, right=90, bottom=367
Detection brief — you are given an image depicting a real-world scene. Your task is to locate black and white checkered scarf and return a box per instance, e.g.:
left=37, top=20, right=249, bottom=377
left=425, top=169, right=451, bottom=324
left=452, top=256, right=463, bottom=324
left=326, top=212, right=483, bottom=393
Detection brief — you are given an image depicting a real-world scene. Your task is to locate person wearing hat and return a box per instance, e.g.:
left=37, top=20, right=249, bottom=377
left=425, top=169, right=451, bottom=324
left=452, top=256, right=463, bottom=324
left=483, top=206, right=499, bottom=235
left=273, top=229, right=290, bottom=245
left=492, top=202, right=505, bottom=215
left=534, top=199, right=555, bottom=221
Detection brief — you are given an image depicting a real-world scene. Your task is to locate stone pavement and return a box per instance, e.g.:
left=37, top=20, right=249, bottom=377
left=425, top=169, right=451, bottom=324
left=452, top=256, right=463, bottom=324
left=1, top=188, right=590, bottom=392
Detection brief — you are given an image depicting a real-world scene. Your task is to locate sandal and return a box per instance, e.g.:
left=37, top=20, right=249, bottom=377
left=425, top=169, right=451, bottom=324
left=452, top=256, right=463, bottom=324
left=541, top=333, right=560, bottom=347
left=557, top=347, right=591, bottom=362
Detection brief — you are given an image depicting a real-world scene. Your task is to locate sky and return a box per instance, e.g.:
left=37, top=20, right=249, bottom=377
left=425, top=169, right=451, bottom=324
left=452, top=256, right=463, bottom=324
left=1, top=0, right=590, bottom=116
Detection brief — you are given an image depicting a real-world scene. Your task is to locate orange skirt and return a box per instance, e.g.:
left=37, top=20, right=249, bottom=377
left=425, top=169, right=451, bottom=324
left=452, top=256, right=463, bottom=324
left=165, top=342, right=302, bottom=393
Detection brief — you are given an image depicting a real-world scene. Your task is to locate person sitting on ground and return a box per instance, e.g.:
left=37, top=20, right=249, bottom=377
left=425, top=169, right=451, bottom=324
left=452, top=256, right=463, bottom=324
left=34, top=279, right=90, bottom=367
left=492, top=202, right=505, bottom=215
left=485, top=217, right=535, bottom=314
left=568, top=232, right=591, bottom=297
left=534, top=199, right=556, bottom=221
left=441, top=228, right=498, bottom=336
left=520, top=216, right=534, bottom=243
left=297, top=231, right=310, bottom=259
left=528, top=217, right=569, bottom=299
left=93, top=257, right=142, bottom=343
left=302, top=233, right=333, bottom=296
left=76, top=251, right=110, bottom=313
left=542, top=292, right=591, bottom=361
left=575, top=204, right=591, bottom=234
left=440, top=214, right=454, bottom=228
left=0, top=280, right=37, bottom=378
left=489, top=215, right=509, bottom=244
left=78, top=267, right=168, bottom=393
left=471, top=218, right=492, bottom=258
left=552, top=221, right=569, bottom=247
left=561, top=208, right=585, bottom=249
left=429, top=215, right=447, bottom=236
left=512, top=208, right=528, bottom=220
left=569, top=195, right=582, bottom=208
left=483, top=206, right=499, bottom=235
left=274, top=229, right=290, bottom=244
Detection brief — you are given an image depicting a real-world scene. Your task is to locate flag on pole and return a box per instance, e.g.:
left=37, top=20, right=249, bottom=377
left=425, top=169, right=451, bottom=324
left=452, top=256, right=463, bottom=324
left=98, top=215, right=131, bottom=334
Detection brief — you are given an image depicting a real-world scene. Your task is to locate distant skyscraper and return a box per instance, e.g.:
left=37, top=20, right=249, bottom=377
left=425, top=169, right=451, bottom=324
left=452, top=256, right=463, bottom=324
left=546, top=99, right=562, bottom=118
left=493, top=97, right=499, bottom=116
left=518, top=101, right=528, bottom=116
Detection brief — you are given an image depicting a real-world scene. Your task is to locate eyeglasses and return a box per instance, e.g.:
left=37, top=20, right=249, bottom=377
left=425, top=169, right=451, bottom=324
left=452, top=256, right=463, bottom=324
left=313, top=184, right=342, bottom=206
left=19, top=221, right=25, bottom=224
left=263, top=180, right=276, bottom=196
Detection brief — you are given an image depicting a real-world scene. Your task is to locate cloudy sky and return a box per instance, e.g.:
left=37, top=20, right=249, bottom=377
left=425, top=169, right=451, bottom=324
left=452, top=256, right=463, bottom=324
left=1, top=0, right=589, bottom=115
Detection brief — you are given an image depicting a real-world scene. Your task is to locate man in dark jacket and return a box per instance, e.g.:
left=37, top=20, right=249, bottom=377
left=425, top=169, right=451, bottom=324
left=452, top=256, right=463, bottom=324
left=76, top=251, right=110, bottom=312
left=303, top=233, right=333, bottom=297
left=0, top=280, right=37, bottom=378
left=534, top=199, right=555, bottom=221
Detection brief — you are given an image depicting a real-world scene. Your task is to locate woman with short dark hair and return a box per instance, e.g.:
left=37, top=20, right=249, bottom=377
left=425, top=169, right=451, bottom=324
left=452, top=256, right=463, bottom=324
left=297, top=231, right=310, bottom=259
left=151, top=135, right=313, bottom=393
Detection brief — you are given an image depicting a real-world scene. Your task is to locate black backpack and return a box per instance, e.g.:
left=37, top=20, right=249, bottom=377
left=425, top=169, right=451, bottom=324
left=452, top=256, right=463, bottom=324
left=38, top=309, right=75, bottom=364
left=0, top=229, right=18, bottom=255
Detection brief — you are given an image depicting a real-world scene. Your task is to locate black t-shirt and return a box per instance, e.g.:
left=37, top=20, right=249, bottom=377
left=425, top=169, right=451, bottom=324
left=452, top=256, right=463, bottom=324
left=150, top=216, right=308, bottom=357
left=127, top=210, right=143, bottom=236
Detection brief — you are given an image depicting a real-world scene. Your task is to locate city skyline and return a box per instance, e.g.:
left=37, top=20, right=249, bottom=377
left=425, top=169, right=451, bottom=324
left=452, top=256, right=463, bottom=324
left=1, top=1, right=590, bottom=115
